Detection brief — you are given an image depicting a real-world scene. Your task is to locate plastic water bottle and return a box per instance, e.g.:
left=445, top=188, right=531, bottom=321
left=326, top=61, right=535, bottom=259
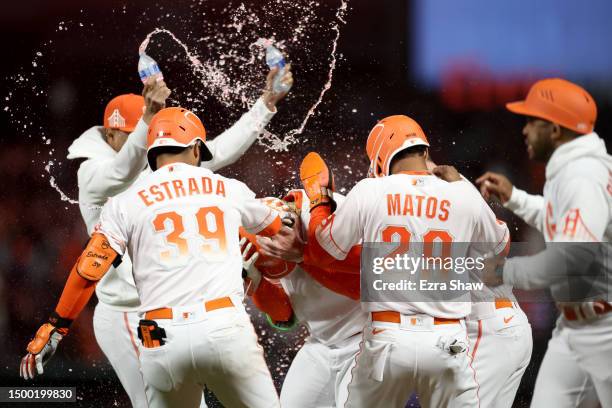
left=138, top=53, right=163, bottom=84
left=265, top=45, right=291, bottom=93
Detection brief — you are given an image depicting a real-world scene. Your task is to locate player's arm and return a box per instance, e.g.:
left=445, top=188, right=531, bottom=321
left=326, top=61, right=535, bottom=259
left=82, top=80, right=171, bottom=199
left=240, top=238, right=296, bottom=331
left=300, top=153, right=365, bottom=268
left=237, top=185, right=283, bottom=237
left=476, top=171, right=545, bottom=231
left=301, top=262, right=361, bottom=300
left=470, top=190, right=511, bottom=259
left=202, top=66, right=293, bottom=171
left=19, top=233, right=120, bottom=380
left=494, top=177, right=608, bottom=290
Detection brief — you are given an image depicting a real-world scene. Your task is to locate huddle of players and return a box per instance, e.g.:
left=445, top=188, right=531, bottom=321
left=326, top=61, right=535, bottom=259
left=19, top=71, right=612, bottom=408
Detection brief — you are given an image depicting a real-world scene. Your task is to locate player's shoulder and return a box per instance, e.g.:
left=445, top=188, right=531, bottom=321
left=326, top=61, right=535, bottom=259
left=352, top=177, right=379, bottom=190
left=216, top=173, right=256, bottom=198
left=562, top=156, right=608, bottom=185
left=443, top=179, right=486, bottom=210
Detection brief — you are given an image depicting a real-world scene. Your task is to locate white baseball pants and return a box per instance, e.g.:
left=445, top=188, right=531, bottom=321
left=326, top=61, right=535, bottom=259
left=280, top=334, right=361, bottom=407
left=339, top=316, right=478, bottom=408
left=530, top=313, right=612, bottom=408
left=93, top=302, right=208, bottom=408
left=93, top=302, right=150, bottom=408
left=466, top=306, right=532, bottom=408
left=138, top=302, right=279, bottom=408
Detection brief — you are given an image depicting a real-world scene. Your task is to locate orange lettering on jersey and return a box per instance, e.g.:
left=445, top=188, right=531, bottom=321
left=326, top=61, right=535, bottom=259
left=425, top=197, right=438, bottom=219
left=387, top=194, right=401, bottom=215
left=216, top=180, right=226, bottom=197
left=159, top=181, right=173, bottom=200
left=148, top=185, right=162, bottom=202
left=188, top=177, right=200, bottom=196
left=415, top=195, right=425, bottom=216
left=545, top=202, right=556, bottom=240
left=563, top=209, right=580, bottom=237
left=403, top=194, right=414, bottom=216
left=202, top=177, right=212, bottom=194
left=138, top=190, right=153, bottom=207
left=439, top=200, right=450, bottom=221
left=172, top=180, right=186, bottom=198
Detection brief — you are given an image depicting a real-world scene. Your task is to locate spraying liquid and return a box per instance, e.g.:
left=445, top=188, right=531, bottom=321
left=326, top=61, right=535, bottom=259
left=25, top=0, right=349, bottom=205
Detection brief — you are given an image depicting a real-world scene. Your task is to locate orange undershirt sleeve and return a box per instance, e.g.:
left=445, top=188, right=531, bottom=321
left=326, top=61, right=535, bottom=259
left=252, top=278, right=294, bottom=322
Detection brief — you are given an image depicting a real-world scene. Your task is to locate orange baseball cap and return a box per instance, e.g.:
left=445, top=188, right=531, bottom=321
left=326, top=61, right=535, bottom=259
left=103, top=94, right=145, bottom=132
left=506, top=78, right=597, bottom=134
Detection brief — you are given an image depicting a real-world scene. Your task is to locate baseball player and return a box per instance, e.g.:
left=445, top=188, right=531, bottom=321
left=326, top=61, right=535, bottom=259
left=21, top=107, right=283, bottom=407
left=426, top=159, right=533, bottom=408
left=242, top=191, right=368, bottom=408
left=297, top=115, right=511, bottom=407
left=477, top=78, right=612, bottom=407
left=29, top=66, right=292, bottom=407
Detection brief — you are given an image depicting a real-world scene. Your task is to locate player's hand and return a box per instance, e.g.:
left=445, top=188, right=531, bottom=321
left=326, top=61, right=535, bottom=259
left=257, top=217, right=305, bottom=263
left=142, top=77, right=172, bottom=124
left=432, top=165, right=462, bottom=182
left=240, top=238, right=262, bottom=296
left=19, top=323, right=65, bottom=380
left=300, top=152, right=336, bottom=211
left=475, top=172, right=513, bottom=203
left=262, top=64, right=293, bottom=111
left=481, top=257, right=505, bottom=287
left=580, top=301, right=610, bottom=320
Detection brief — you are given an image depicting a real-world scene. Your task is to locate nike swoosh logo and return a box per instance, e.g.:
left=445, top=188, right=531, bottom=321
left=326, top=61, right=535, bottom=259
left=372, top=328, right=386, bottom=335
left=503, top=315, right=515, bottom=324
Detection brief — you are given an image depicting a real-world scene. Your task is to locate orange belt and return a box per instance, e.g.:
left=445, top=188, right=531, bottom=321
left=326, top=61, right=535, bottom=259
left=562, top=301, right=612, bottom=321
left=372, top=311, right=460, bottom=325
left=495, top=298, right=514, bottom=310
left=145, top=297, right=234, bottom=320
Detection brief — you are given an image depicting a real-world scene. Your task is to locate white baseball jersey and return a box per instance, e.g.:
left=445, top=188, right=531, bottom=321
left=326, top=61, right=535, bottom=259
left=315, top=171, right=509, bottom=319
left=280, top=192, right=367, bottom=346
left=503, top=132, right=612, bottom=296
left=96, top=163, right=278, bottom=312
left=67, top=98, right=276, bottom=311
left=501, top=133, right=612, bottom=407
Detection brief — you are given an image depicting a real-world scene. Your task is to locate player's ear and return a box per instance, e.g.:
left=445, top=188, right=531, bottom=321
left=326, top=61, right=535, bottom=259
left=550, top=123, right=562, bottom=142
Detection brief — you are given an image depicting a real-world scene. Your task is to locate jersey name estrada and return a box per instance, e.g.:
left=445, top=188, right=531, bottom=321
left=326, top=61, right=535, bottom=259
left=315, top=172, right=509, bottom=319
left=97, top=162, right=277, bottom=312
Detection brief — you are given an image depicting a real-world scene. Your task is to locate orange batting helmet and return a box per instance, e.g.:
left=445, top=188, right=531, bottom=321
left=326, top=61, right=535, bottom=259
left=506, top=78, right=597, bottom=134
left=147, top=107, right=213, bottom=170
left=366, top=115, right=430, bottom=178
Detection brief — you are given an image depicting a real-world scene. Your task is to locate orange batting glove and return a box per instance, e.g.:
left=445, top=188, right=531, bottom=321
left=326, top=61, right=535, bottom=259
left=20, top=314, right=70, bottom=380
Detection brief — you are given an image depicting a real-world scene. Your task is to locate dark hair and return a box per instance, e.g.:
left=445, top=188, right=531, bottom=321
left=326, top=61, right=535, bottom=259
left=148, top=145, right=191, bottom=171
left=389, top=145, right=428, bottom=171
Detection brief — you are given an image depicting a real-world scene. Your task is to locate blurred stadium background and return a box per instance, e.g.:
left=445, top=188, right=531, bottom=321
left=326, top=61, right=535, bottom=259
left=0, top=0, right=610, bottom=406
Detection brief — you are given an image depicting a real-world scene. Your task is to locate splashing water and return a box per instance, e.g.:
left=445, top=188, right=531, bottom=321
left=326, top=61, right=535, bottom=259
left=44, top=161, right=80, bottom=205
left=139, top=0, right=348, bottom=152
left=10, top=0, right=350, bottom=206
left=259, top=0, right=349, bottom=151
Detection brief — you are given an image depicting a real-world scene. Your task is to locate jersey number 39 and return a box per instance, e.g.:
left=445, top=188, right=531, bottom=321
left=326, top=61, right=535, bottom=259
left=153, top=207, right=227, bottom=262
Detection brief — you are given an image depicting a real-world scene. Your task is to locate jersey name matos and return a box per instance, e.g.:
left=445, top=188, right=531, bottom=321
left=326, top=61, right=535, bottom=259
left=316, top=173, right=509, bottom=319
